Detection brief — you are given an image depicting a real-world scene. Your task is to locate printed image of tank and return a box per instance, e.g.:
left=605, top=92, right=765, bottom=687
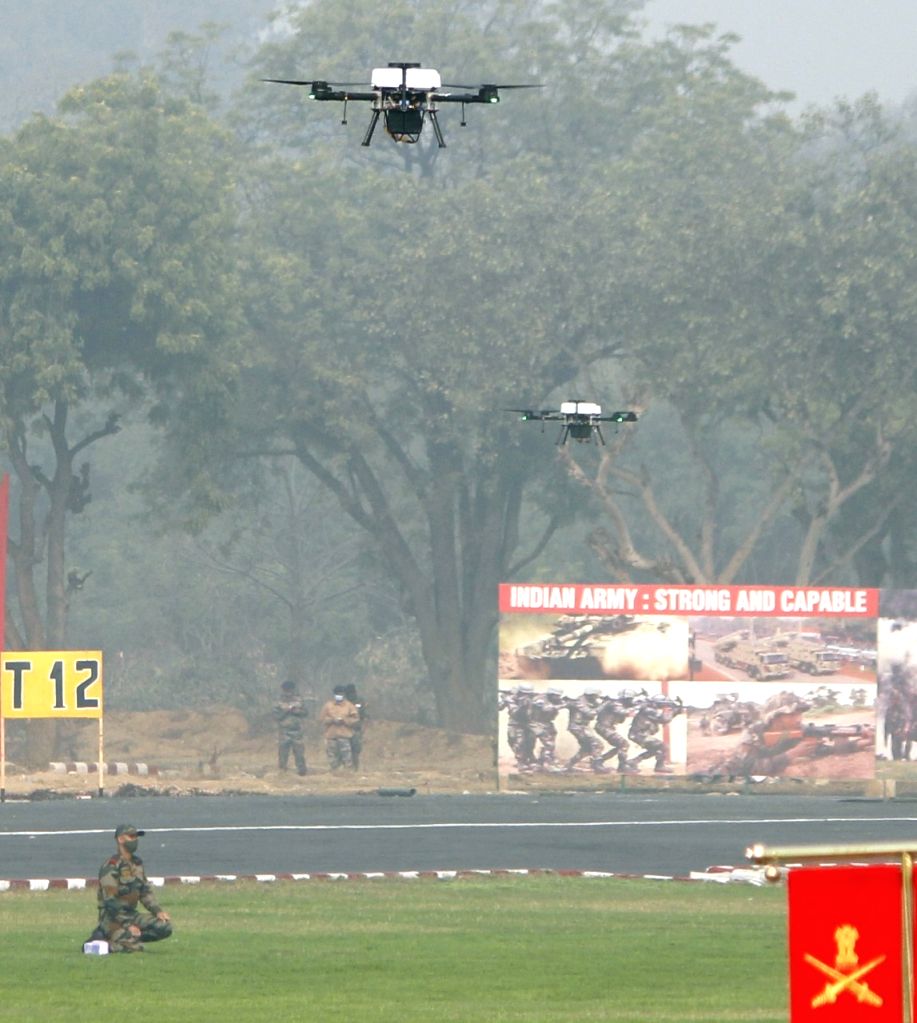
left=514, top=614, right=639, bottom=678
left=713, top=632, right=792, bottom=681
left=773, top=634, right=843, bottom=676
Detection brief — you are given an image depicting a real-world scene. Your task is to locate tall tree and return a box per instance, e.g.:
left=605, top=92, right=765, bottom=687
left=557, top=49, right=917, bottom=587
left=0, top=70, right=241, bottom=762
left=226, top=3, right=808, bottom=729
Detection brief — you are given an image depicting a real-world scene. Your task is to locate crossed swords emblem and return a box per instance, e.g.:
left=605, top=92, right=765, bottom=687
left=805, top=925, right=885, bottom=1008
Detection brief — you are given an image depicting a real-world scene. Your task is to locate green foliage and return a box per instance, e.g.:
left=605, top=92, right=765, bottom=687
left=0, top=71, right=241, bottom=413
left=0, top=877, right=786, bottom=1022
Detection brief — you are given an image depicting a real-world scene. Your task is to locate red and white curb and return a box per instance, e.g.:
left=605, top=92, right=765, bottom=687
left=0, top=865, right=772, bottom=892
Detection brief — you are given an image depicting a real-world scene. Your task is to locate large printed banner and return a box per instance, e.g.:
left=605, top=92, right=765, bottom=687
left=497, top=584, right=917, bottom=787
left=788, top=865, right=906, bottom=1022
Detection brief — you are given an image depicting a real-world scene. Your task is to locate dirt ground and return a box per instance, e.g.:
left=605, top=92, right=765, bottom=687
left=1, top=707, right=497, bottom=797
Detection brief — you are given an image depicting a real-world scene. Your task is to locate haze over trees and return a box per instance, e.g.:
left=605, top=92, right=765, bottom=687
left=0, top=0, right=915, bottom=752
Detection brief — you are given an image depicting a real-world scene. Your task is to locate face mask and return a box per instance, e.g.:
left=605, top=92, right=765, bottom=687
left=123, top=838, right=139, bottom=853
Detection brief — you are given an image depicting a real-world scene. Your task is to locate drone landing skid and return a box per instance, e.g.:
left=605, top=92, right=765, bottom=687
left=361, top=110, right=380, bottom=146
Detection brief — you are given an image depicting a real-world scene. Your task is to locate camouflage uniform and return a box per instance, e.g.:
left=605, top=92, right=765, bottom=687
left=499, top=684, right=536, bottom=770
left=528, top=689, right=565, bottom=768
left=274, top=682, right=309, bottom=775
left=97, top=846, right=172, bottom=953
left=319, top=691, right=360, bottom=769
left=627, top=697, right=682, bottom=773
left=565, top=690, right=609, bottom=773
left=595, top=697, right=632, bottom=771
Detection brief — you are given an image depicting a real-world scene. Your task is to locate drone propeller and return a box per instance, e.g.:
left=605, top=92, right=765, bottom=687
left=441, top=83, right=544, bottom=90
left=261, top=78, right=367, bottom=87
left=599, top=411, right=639, bottom=423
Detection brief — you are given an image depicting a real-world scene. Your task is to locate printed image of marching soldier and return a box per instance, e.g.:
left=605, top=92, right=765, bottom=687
left=497, top=680, right=687, bottom=785
left=683, top=680, right=877, bottom=781
left=498, top=613, right=690, bottom=682
left=690, top=616, right=878, bottom=684
left=876, top=590, right=917, bottom=773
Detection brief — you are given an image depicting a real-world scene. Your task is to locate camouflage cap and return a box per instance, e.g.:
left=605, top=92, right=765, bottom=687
left=114, top=824, right=145, bottom=838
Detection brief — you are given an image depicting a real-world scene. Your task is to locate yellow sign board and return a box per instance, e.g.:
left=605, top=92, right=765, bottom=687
left=0, top=651, right=103, bottom=718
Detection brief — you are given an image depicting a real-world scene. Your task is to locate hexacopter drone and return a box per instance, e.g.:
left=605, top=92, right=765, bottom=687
left=507, top=401, right=638, bottom=445
left=263, top=61, right=542, bottom=148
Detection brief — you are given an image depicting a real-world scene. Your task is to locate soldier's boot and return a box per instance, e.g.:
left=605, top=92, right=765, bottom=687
left=82, top=925, right=107, bottom=949
left=139, top=918, right=173, bottom=943
left=591, top=758, right=612, bottom=774
left=654, top=759, right=674, bottom=774
left=618, top=755, right=639, bottom=773
left=626, top=752, right=652, bottom=769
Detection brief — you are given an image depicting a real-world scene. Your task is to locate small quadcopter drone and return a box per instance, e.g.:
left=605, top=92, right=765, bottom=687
left=263, top=61, right=542, bottom=148
left=507, top=401, right=638, bottom=445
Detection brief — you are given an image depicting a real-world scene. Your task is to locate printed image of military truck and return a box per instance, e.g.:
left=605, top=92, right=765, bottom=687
left=782, top=639, right=842, bottom=675
left=713, top=633, right=792, bottom=680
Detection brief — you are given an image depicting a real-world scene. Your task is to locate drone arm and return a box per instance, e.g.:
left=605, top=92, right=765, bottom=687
left=596, top=412, right=639, bottom=423
left=438, top=92, right=489, bottom=105
left=318, top=90, right=375, bottom=102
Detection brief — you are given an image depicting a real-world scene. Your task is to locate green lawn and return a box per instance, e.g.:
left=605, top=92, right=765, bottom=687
left=0, top=876, right=787, bottom=1022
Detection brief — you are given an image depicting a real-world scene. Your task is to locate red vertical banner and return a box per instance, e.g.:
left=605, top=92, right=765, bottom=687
left=788, top=864, right=905, bottom=1022
left=0, top=472, right=8, bottom=652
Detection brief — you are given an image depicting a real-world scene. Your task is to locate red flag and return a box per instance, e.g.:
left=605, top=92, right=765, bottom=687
left=788, top=864, right=905, bottom=1021
left=0, top=472, right=7, bottom=652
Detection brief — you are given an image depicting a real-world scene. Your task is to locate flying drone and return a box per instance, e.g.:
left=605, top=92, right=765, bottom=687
left=507, top=401, right=638, bottom=445
left=263, top=61, right=542, bottom=148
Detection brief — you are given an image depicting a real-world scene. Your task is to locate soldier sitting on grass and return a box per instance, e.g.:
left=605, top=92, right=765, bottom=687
left=90, top=824, right=172, bottom=953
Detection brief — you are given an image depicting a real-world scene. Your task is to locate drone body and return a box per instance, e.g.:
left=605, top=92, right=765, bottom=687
left=263, top=61, right=541, bottom=148
left=508, top=401, right=638, bottom=445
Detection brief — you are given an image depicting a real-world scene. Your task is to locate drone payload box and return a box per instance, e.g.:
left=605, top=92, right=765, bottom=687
left=370, top=67, right=442, bottom=91
left=371, top=67, right=403, bottom=89
left=405, top=67, right=442, bottom=90
left=560, top=401, right=602, bottom=416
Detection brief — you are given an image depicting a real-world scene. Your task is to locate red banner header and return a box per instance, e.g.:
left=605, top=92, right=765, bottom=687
left=498, top=584, right=879, bottom=617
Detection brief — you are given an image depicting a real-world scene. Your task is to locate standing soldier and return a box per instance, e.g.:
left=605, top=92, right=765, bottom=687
left=93, top=824, right=172, bottom=953
left=529, top=687, right=566, bottom=770
left=274, top=680, right=309, bottom=776
left=627, top=695, right=683, bottom=774
left=596, top=691, right=638, bottom=773
left=499, top=683, right=536, bottom=772
left=319, top=685, right=360, bottom=770
left=565, top=688, right=609, bottom=774
left=342, top=684, right=367, bottom=769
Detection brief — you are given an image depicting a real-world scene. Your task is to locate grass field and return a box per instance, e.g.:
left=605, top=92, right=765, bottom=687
left=0, top=876, right=787, bottom=1022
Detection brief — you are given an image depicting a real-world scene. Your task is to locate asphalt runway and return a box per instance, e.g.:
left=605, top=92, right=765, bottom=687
left=3, top=791, right=917, bottom=881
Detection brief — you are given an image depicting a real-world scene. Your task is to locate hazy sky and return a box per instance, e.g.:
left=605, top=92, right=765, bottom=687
left=644, top=0, right=917, bottom=108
